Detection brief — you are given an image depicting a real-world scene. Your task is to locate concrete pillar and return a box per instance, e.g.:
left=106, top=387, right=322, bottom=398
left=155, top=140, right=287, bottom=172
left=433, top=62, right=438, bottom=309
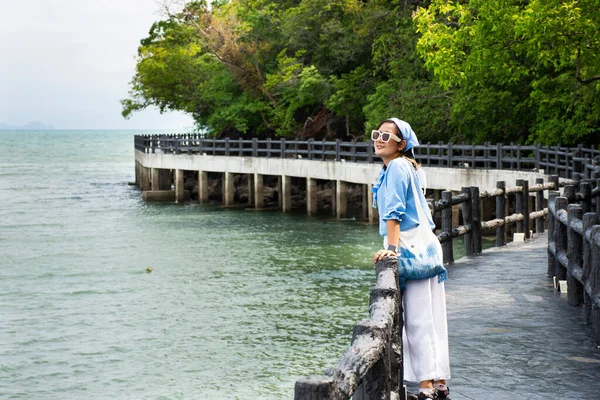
left=254, top=173, right=264, bottom=209
left=135, top=161, right=140, bottom=186
left=224, top=172, right=234, bottom=206
left=307, top=177, right=317, bottom=216
left=140, top=167, right=150, bottom=191
left=336, top=180, right=347, bottom=219
left=367, top=184, right=378, bottom=224
left=175, top=169, right=184, bottom=203
left=247, top=174, right=254, bottom=205
left=282, top=175, right=292, bottom=212
left=277, top=176, right=282, bottom=209
left=198, top=171, right=208, bottom=204
left=331, top=181, right=337, bottom=216
left=362, top=184, right=368, bottom=220
left=151, top=168, right=160, bottom=190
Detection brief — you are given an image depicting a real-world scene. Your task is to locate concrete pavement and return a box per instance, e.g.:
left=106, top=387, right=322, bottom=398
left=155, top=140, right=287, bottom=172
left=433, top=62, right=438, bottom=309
left=409, top=233, right=600, bottom=399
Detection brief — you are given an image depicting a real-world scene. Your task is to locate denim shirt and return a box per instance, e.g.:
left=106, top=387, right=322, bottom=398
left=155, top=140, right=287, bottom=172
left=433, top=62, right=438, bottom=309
left=372, top=157, right=434, bottom=237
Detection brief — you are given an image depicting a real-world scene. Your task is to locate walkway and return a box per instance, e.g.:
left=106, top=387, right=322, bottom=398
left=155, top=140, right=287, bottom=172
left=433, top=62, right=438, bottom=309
left=420, top=233, right=600, bottom=399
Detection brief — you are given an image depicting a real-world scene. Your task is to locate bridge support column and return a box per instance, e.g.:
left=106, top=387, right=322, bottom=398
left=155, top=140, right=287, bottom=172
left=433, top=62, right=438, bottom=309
left=198, top=171, right=208, bottom=204
left=135, top=161, right=140, bottom=186
left=307, top=178, right=317, bottom=216
left=254, top=173, right=264, bottom=209
left=247, top=174, right=254, bottom=206
left=282, top=175, right=292, bottom=212
left=140, top=167, right=150, bottom=191
left=224, top=172, right=234, bottom=206
left=175, top=169, right=184, bottom=203
left=336, top=180, right=347, bottom=219
left=367, top=184, right=378, bottom=224
left=277, top=176, right=282, bottom=209
left=152, top=168, right=171, bottom=191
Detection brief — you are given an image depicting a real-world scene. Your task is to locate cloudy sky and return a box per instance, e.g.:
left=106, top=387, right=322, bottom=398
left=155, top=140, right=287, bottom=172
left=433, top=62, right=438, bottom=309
left=0, top=0, right=195, bottom=130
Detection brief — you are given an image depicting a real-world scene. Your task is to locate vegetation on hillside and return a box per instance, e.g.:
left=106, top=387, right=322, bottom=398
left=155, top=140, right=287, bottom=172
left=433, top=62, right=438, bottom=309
left=122, top=0, right=600, bottom=145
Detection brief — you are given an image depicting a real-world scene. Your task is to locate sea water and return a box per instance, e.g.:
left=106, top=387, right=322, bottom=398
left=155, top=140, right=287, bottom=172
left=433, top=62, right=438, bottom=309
left=0, top=130, right=382, bottom=399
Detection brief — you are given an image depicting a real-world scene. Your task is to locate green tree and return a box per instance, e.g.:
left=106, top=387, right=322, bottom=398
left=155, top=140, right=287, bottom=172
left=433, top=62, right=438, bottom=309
left=414, top=0, right=600, bottom=145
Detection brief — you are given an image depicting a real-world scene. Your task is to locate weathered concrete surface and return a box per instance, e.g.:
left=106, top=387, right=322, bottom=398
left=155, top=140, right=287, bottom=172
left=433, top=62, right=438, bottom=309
left=135, top=151, right=551, bottom=193
left=427, top=233, right=600, bottom=399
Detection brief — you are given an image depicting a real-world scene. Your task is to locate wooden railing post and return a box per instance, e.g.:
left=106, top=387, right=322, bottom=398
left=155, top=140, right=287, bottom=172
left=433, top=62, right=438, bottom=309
left=535, top=178, right=545, bottom=234
left=461, top=187, right=474, bottom=256
left=549, top=175, right=559, bottom=191
left=580, top=182, right=592, bottom=213
left=442, top=191, right=453, bottom=264
left=516, top=179, right=525, bottom=234
left=590, top=225, right=600, bottom=345
left=523, top=180, right=530, bottom=238
left=567, top=204, right=584, bottom=305
left=554, top=197, right=568, bottom=285
left=583, top=213, right=600, bottom=325
left=547, top=191, right=560, bottom=277
left=471, top=186, right=482, bottom=254
left=496, top=181, right=506, bottom=247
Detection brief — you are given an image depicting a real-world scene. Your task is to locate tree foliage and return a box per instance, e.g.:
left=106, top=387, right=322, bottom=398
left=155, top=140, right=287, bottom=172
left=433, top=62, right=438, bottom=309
left=122, top=0, right=599, bottom=145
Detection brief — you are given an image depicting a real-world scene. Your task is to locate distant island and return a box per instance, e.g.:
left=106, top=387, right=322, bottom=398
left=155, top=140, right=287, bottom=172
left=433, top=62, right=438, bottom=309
left=0, top=121, right=54, bottom=130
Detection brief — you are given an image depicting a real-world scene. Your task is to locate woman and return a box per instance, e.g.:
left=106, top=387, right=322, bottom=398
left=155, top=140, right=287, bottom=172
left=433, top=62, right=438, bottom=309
left=371, top=118, right=451, bottom=400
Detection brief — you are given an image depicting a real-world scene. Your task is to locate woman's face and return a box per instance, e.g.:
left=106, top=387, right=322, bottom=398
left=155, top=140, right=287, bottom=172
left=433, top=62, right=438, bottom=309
left=373, top=121, right=405, bottom=161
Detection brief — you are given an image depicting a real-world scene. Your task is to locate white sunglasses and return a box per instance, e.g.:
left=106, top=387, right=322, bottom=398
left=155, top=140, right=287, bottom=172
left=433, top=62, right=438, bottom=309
left=371, top=130, right=403, bottom=143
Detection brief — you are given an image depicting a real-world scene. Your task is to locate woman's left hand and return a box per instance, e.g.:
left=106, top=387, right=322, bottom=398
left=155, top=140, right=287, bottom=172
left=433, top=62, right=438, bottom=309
left=372, top=249, right=398, bottom=264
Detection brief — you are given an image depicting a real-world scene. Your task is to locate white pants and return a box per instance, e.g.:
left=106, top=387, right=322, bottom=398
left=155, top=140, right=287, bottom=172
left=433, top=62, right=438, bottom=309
left=384, top=237, right=451, bottom=382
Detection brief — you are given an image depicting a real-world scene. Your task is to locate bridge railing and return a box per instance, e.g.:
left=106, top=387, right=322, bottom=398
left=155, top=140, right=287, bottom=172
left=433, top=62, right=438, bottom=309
left=547, top=177, right=600, bottom=345
left=431, top=175, right=563, bottom=263
left=294, top=257, right=403, bottom=400
left=134, top=135, right=600, bottom=178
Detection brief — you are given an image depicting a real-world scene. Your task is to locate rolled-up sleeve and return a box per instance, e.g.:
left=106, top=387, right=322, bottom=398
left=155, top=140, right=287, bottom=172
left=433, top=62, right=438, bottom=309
left=382, top=160, right=410, bottom=222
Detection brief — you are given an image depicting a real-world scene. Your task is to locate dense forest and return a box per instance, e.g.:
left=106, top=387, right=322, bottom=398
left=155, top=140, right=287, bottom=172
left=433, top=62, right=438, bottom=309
left=122, top=0, right=600, bottom=146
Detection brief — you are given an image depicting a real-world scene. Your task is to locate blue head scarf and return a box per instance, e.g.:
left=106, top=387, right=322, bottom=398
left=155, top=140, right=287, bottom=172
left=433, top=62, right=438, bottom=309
left=386, top=118, right=419, bottom=151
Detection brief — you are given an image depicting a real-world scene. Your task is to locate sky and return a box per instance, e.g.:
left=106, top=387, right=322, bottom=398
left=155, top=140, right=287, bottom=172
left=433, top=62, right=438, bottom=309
left=0, top=0, right=195, bottom=130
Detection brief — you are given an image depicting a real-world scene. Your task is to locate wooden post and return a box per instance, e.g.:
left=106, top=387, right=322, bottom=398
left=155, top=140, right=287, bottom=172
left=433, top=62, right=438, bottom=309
left=535, top=178, right=544, bottom=234
left=590, top=225, right=600, bottom=345
left=522, top=180, right=530, bottom=238
left=547, top=191, right=560, bottom=277
left=442, top=191, right=453, bottom=264
left=294, top=376, right=334, bottom=399
left=567, top=204, right=584, bottom=305
left=471, top=186, right=482, bottom=254
left=580, top=182, right=592, bottom=214
left=564, top=185, right=576, bottom=204
left=254, top=173, right=264, bottom=209
left=175, top=169, right=184, bottom=203
left=336, top=180, right=347, bottom=219
left=461, top=187, right=474, bottom=256
left=516, top=179, right=524, bottom=234
left=198, top=171, right=208, bottom=204
left=549, top=174, right=560, bottom=191
left=496, top=181, right=506, bottom=247
left=554, top=197, right=568, bottom=284
left=282, top=175, right=292, bottom=212
left=582, top=213, right=600, bottom=325
left=307, top=178, right=317, bottom=216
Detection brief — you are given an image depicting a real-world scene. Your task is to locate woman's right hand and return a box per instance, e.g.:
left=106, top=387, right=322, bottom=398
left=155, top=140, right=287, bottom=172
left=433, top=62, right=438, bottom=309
left=372, top=249, right=398, bottom=264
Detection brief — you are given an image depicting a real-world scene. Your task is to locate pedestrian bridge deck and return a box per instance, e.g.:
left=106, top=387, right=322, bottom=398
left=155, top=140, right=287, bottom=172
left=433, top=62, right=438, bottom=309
left=442, top=233, right=600, bottom=399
